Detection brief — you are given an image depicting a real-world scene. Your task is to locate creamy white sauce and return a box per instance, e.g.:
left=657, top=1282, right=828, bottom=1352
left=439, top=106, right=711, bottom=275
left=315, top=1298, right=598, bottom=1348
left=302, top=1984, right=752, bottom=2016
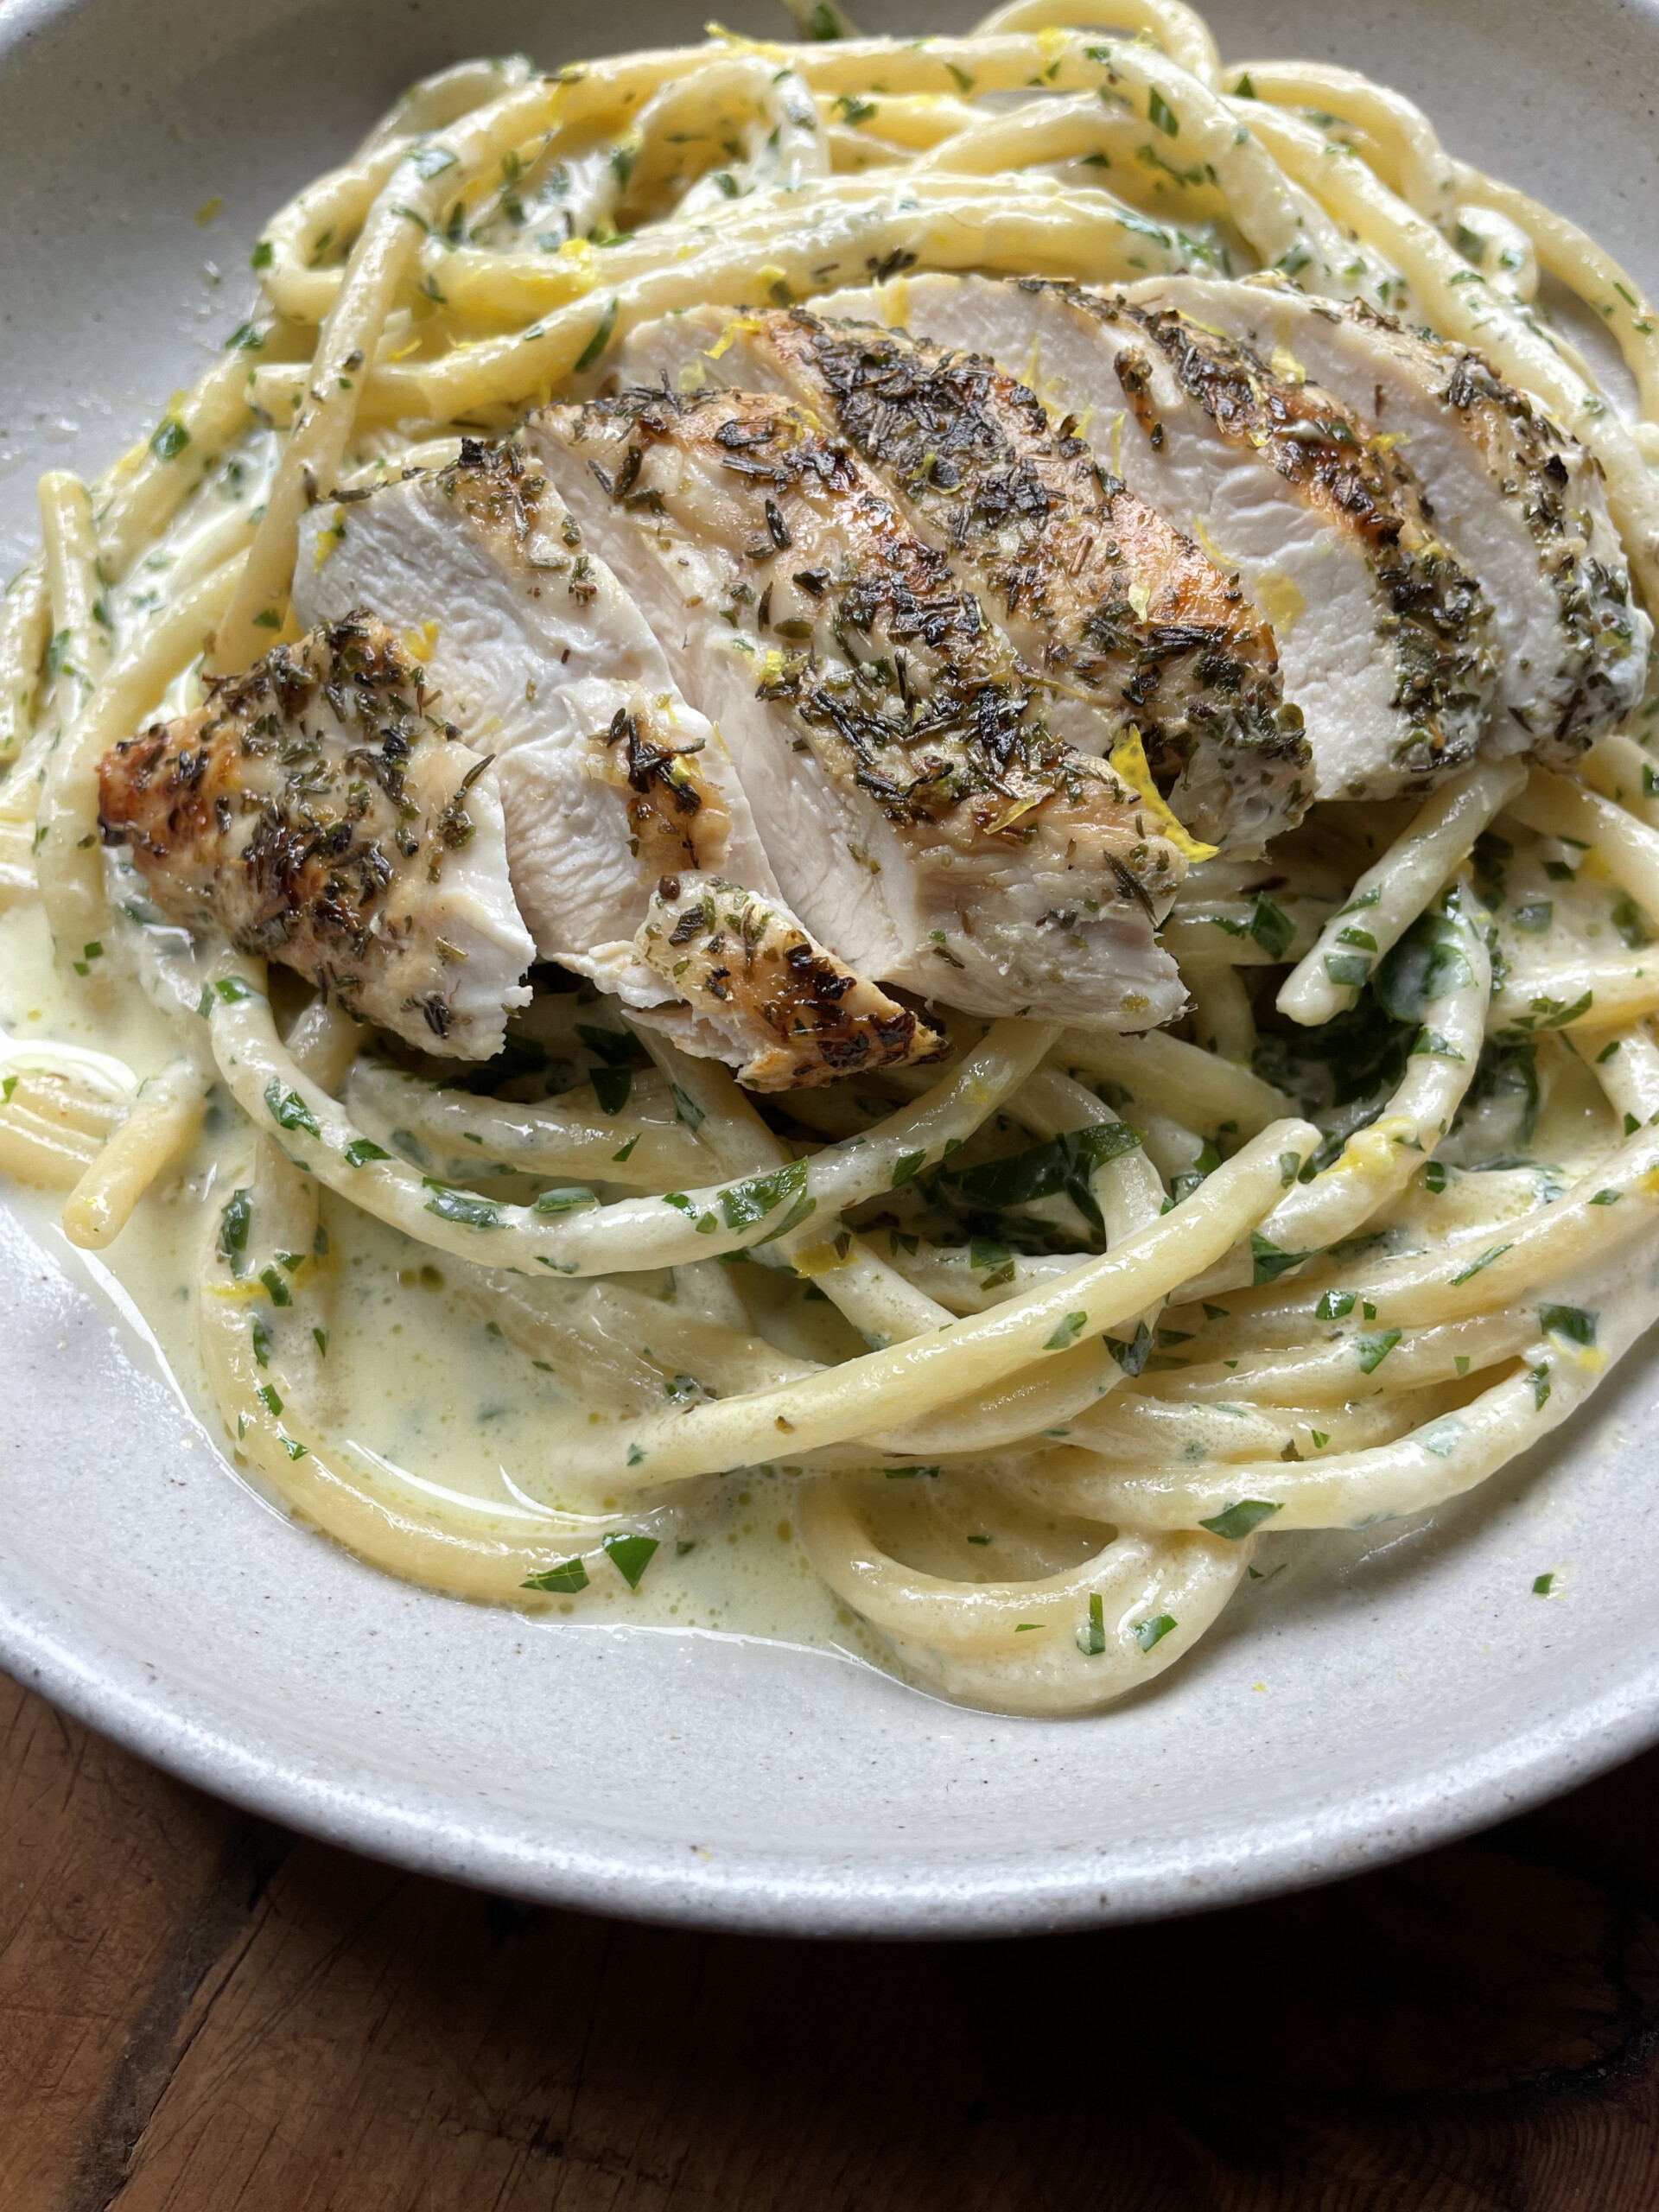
left=0, top=889, right=890, bottom=1661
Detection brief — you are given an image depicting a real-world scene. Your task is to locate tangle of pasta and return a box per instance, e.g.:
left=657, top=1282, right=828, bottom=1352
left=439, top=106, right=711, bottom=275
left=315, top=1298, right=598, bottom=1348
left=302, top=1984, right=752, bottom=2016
left=4, top=0, right=1659, bottom=1714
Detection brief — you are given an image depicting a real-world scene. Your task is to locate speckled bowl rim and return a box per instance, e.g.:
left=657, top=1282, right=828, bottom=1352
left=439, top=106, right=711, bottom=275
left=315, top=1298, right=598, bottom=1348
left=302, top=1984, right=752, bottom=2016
left=4, top=0, right=1659, bottom=1938
left=7, top=1574, right=1659, bottom=1935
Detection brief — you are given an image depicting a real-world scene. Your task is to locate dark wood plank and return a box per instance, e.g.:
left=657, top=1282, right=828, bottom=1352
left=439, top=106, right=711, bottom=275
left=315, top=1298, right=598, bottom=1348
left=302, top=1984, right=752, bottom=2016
left=0, top=1669, right=287, bottom=2212
left=4, top=1665, right=1658, bottom=2212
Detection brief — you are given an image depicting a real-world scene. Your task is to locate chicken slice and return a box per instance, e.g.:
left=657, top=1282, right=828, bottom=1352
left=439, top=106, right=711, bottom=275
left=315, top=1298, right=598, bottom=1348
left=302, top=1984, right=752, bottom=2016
left=293, top=437, right=779, bottom=1013
left=619, top=304, right=1307, bottom=855
left=99, top=613, right=533, bottom=1058
left=526, top=387, right=1188, bottom=1030
left=292, top=441, right=935, bottom=1088
left=635, top=870, right=947, bottom=1089
left=824, top=275, right=1499, bottom=805
left=1126, top=275, right=1649, bottom=761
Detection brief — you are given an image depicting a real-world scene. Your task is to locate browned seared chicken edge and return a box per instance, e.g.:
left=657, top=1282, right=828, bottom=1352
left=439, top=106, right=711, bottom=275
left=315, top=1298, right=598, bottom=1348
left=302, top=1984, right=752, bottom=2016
left=636, top=303, right=1306, bottom=853
left=636, top=871, right=948, bottom=1089
left=531, top=386, right=1192, bottom=1030
left=98, top=613, right=534, bottom=1059
left=1087, top=285, right=1497, bottom=781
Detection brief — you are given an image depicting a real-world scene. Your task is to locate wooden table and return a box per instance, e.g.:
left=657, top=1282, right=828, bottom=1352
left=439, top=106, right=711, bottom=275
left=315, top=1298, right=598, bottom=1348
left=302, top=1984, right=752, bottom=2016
left=4, top=1667, right=1657, bottom=2211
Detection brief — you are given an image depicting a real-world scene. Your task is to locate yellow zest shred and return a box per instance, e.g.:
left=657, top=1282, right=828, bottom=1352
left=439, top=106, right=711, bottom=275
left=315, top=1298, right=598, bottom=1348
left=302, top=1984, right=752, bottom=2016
left=1108, top=728, right=1218, bottom=861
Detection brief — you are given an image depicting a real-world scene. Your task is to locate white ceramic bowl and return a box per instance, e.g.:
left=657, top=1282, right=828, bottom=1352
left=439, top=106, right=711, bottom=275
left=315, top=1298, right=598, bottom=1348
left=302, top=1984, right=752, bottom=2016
left=3, top=0, right=1658, bottom=1936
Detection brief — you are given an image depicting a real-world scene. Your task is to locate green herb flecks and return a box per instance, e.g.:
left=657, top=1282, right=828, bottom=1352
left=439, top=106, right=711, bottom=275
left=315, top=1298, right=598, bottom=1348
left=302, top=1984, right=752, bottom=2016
left=532, top=1185, right=597, bottom=1214
left=422, top=1180, right=503, bottom=1230
left=591, top=1066, right=632, bottom=1115
left=1450, top=1243, right=1513, bottom=1286
left=522, top=1558, right=590, bottom=1593
left=1354, top=1328, right=1402, bottom=1373
left=939, top=1121, right=1141, bottom=1243
left=218, top=1188, right=251, bottom=1274
left=1105, top=1320, right=1152, bottom=1376
left=1540, top=1303, right=1597, bottom=1348
left=602, top=1531, right=659, bottom=1587
left=1250, top=1233, right=1307, bottom=1285
left=1199, top=1499, right=1281, bottom=1540
left=1374, top=910, right=1473, bottom=1022
left=720, top=1157, right=808, bottom=1231
left=1133, top=1612, right=1176, bottom=1652
left=264, top=1077, right=320, bottom=1136
left=666, top=1083, right=704, bottom=1132
left=574, top=296, right=620, bottom=370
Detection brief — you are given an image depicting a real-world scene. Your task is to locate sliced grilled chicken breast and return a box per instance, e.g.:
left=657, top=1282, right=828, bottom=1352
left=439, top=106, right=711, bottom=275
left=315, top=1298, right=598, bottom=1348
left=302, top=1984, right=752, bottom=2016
left=294, top=438, right=779, bottom=1016
left=1128, top=275, right=1650, bottom=761
left=99, top=614, right=533, bottom=1058
left=618, top=306, right=1306, bottom=854
left=526, top=387, right=1188, bottom=1030
left=636, top=870, right=946, bottom=1089
left=293, top=441, right=937, bottom=1089
left=828, top=275, right=1499, bottom=804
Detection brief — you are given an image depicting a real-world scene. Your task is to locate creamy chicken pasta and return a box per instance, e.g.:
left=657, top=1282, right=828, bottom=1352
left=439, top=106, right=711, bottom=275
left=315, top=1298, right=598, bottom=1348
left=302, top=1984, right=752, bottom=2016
left=6, top=0, right=1659, bottom=1713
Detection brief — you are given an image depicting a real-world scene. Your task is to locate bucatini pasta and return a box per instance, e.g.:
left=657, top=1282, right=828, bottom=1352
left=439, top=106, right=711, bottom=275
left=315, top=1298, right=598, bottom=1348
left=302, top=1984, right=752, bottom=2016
left=3, top=0, right=1657, bottom=1713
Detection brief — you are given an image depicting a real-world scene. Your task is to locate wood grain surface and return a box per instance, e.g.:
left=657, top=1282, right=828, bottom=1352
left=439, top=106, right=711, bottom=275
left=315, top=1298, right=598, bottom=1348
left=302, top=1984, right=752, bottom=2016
left=4, top=1666, right=1658, bottom=2212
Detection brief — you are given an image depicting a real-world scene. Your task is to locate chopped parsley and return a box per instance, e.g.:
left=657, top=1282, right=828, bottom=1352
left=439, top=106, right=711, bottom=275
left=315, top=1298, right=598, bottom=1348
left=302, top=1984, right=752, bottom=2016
left=574, top=296, right=620, bottom=370
left=532, top=1185, right=597, bottom=1214
left=669, top=1083, right=705, bottom=1131
left=1198, top=1499, right=1281, bottom=1540
left=264, top=1077, right=320, bottom=1135
left=422, top=1180, right=503, bottom=1230
left=602, top=1531, right=659, bottom=1587
left=938, top=1121, right=1142, bottom=1243
left=591, top=1066, right=632, bottom=1115
left=1104, top=1320, right=1152, bottom=1376
left=1539, top=1304, right=1597, bottom=1348
left=218, top=1188, right=251, bottom=1274
left=1249, top=893, right=1294, bottom=961
left=522, top=1558, right=590, bottom=1593
left=1250, top=1233, right=1306, bottom=1285
left=1450, top=1243, right=1512, bottom=1286
left=1412, top=1027, right=1464, bottom=1060
left=1354, top=1327, right=1402, bottom=1373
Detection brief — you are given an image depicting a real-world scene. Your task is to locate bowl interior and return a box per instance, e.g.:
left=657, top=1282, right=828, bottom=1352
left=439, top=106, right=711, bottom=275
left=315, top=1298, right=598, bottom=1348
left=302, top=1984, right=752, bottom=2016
left=3, top=0, right=1658, bottom=1934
